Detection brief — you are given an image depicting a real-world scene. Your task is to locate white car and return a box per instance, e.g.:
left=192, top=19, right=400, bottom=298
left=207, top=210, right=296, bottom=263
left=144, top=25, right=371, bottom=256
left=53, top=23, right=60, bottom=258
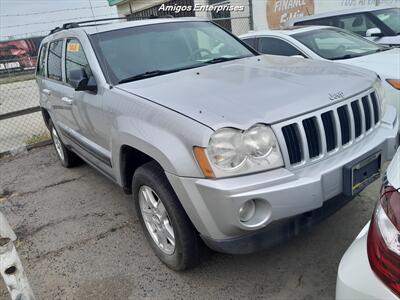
left=285, top=6, right=400, bottom=47
left=336, top=146, right=400, bottom=300
left=240, top=26, right=400, bottom=127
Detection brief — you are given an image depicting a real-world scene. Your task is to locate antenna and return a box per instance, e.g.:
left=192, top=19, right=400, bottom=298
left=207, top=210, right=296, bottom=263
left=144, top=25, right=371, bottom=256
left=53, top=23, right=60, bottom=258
left=88, top=0, right=98, bottom=28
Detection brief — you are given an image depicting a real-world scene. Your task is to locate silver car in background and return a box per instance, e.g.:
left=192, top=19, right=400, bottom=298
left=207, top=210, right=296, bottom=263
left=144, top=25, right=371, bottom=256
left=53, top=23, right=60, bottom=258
left=36, top=17, right=399, bottom=270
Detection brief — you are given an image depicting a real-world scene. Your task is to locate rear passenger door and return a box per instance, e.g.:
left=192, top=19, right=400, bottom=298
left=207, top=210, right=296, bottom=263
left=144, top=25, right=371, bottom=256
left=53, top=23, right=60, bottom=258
left=44, top=39, right=77, bottom=137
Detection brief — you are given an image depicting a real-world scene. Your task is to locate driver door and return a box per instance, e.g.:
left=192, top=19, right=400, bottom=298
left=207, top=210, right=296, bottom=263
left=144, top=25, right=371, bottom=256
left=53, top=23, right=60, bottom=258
left=62, top=38, right=109, bottom=166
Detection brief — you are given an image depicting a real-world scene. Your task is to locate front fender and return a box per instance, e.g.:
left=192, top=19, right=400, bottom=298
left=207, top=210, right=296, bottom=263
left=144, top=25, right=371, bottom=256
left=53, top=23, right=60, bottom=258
left=111, top=113, right=213, bottom=185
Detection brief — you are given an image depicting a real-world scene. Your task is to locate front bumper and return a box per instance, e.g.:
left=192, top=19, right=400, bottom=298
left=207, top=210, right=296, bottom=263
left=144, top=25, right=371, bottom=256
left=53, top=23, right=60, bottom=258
left=166, top=105, right=399, bottom=252
left=336, top=223, right=398, bottom=300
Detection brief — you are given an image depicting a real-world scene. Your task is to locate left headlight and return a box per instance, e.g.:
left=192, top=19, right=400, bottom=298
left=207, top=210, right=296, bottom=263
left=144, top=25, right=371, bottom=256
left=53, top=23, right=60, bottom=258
left=194, top=124, right=284, bottom=178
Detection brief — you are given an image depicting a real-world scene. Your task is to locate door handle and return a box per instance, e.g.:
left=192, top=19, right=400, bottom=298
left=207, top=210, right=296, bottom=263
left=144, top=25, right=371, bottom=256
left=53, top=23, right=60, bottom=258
left=61, top=97, right=74, bottom=105
left=42, top=89, right=51, bottom=95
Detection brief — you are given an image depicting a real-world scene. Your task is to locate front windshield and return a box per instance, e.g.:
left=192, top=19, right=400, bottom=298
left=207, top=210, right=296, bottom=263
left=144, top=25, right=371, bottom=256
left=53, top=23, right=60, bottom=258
left=91, top=21, right=255, bottom=84
left=371, top=8, right=400, bottom=35
left=292, top=28, right=384, bottom=60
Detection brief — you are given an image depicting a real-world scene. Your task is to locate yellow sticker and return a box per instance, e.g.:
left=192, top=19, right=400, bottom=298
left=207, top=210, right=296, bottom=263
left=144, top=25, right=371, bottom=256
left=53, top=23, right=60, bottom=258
left=67, top=43, right=80, bottom=52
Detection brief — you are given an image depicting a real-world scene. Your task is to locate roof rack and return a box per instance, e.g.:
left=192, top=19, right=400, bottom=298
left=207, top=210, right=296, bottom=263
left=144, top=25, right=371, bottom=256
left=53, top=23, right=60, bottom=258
left=127, top=14, right=174, bottom=21
left=49, top=15, right=175, bottom=35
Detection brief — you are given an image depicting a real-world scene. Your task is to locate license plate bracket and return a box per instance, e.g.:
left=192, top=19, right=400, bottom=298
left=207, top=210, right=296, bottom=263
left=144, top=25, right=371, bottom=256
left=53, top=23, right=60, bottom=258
left=343, top=151, right=381, bottom=196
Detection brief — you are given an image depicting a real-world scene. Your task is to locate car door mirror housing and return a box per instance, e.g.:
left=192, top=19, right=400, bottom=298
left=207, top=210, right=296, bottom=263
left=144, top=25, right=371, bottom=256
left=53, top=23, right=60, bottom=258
left=366, top=28, right=383, bottom=37
left=68, top=68, right=97, bottom=93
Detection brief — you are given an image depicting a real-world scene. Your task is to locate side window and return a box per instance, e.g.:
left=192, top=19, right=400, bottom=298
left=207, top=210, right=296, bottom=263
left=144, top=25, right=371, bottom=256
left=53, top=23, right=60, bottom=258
left=65, top=38, right=92, bottom=85
left=259, top=37, right=304, bottom=57
left=242, top=38, right=257, bottom=50
left=36, top=43, right=48, bottom=77
left=297, top=17, right=335, bottom=27
left=336, top=14, right=375, bottom=36
left=47, top=40, right=63, bottom=81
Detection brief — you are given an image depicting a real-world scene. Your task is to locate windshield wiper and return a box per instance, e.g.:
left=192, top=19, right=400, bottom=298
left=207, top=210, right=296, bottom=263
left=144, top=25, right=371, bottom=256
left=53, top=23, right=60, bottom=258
left=118, top=62, right=211, bottom=84
left=375, top=47, right=391, bottom=52
left=203, top=55, right=250, bottom=64
left=331, top=54, right=358, bottom=60
left=119, top=70, right=177, bottom=84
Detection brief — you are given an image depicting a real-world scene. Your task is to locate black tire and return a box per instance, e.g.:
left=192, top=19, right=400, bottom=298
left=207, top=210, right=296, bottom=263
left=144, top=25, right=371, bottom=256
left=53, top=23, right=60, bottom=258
left=132, top=161, right=203, bottom=271
left=49, top=119, right=82, bottom=168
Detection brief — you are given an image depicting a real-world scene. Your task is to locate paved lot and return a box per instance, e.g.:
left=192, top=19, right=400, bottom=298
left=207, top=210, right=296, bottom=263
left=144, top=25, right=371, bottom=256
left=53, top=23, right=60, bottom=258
left=0, top=145, right=382, bottom=299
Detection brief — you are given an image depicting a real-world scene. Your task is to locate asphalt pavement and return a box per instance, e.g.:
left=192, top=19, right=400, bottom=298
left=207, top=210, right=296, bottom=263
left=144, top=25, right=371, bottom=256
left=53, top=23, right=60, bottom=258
left=0, top=145, right=382, bottom=299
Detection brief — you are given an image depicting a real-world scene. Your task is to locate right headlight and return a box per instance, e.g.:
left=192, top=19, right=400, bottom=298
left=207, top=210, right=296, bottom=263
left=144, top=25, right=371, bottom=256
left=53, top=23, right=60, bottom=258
left=373, top=78, right=386, bottom=112
left=194, top=124, right=284, bottom=178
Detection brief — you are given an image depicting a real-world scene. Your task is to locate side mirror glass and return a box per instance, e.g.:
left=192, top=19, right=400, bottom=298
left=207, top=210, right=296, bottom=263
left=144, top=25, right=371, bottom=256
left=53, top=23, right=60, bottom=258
left=68, top=68, right=97, bottom=92
left=366, top=27, right=383, bottom=37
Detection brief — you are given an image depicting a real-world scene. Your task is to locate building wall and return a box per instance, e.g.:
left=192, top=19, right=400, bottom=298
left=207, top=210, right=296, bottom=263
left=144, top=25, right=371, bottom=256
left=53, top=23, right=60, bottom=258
left=116, top=0, right=169, bottom=16
left=253, top=0, right=400, bottom=31
left=111, top=0, right=400, bottom=35
left=114, top=0, right=252, bottom=35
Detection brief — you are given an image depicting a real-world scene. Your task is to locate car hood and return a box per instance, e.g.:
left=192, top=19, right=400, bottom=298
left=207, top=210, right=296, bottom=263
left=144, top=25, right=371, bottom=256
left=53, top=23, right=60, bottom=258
left=337, top=48, right=400, bottom=79
left=117, top=55, right=377, bottom=130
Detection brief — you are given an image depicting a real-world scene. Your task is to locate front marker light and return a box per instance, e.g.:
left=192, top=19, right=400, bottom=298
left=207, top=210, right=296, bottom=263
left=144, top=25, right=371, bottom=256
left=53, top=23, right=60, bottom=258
left=386, top=79, right=400, bottom=90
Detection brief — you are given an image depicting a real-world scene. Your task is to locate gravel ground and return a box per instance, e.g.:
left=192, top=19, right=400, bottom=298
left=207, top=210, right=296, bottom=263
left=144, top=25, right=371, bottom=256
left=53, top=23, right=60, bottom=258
left=0, top=145, right=383, bottom=300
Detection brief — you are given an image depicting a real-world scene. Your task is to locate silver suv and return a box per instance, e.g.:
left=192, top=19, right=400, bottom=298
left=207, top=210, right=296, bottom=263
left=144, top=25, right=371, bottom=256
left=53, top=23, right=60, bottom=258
left=36, top=17, right=399, bottom=270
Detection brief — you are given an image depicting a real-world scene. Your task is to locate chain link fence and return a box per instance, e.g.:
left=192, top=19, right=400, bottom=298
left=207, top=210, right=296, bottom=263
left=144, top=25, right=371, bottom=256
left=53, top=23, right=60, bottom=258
left=0, top=2, right=253, bottom=156
left=0, top=72, right=50, bottom=156
left=209, top=0, right=253, bottom=36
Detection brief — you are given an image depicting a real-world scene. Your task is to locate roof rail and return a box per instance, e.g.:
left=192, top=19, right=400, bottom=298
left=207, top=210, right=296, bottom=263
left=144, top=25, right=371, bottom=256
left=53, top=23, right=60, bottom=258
left=127, top=14, right=174, bottom=21
left=49, top=17, right=127, bottom=34
left=49, top=15, right=175, bottom=35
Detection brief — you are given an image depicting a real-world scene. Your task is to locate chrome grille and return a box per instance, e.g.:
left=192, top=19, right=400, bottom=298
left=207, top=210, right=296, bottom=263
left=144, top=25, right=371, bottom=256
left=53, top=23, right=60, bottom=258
left=280, top=90, right=380, bottom=166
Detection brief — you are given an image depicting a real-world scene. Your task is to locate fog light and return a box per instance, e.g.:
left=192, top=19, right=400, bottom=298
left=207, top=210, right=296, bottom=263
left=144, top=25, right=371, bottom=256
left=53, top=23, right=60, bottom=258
left=238, top=200, right=256, bottom=222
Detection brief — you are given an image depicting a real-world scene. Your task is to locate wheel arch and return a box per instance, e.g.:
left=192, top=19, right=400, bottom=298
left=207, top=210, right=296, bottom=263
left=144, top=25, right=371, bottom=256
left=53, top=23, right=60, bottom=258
left=119, top=144, right=161, bottom=194
left=41, top=107, right=51, bottom=129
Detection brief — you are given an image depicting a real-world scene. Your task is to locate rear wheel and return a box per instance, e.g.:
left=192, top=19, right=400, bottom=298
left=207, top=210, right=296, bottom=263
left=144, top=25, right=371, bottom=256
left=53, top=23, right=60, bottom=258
left=49, top=119, right=81, bottom=168
left=132, top=161, right=203, bottom=270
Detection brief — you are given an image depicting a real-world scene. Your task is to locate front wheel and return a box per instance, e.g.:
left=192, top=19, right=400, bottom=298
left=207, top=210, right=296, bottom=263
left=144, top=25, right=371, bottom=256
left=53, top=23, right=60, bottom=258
left=132, top=161, right=203, bottom=270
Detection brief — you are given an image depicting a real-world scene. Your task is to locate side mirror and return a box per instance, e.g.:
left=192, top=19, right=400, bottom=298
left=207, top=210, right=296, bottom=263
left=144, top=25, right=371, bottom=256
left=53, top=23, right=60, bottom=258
left=68, top=68, right=97, bottom=92
left=366, top=27, right=383, bottom=37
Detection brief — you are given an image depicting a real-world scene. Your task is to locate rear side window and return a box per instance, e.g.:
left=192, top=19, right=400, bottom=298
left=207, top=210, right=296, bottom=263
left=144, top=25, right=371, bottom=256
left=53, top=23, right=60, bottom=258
left=47, top=40, right=63, bottom=81
left=242, top=38, right=258, bottom=50
left=37, top=43, right=48, bottom=77
left=336, top=13, right=376, bottom=36
left=259, top=37, right=304, bottom=56
left=65, top=38, right=92, bottom=85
